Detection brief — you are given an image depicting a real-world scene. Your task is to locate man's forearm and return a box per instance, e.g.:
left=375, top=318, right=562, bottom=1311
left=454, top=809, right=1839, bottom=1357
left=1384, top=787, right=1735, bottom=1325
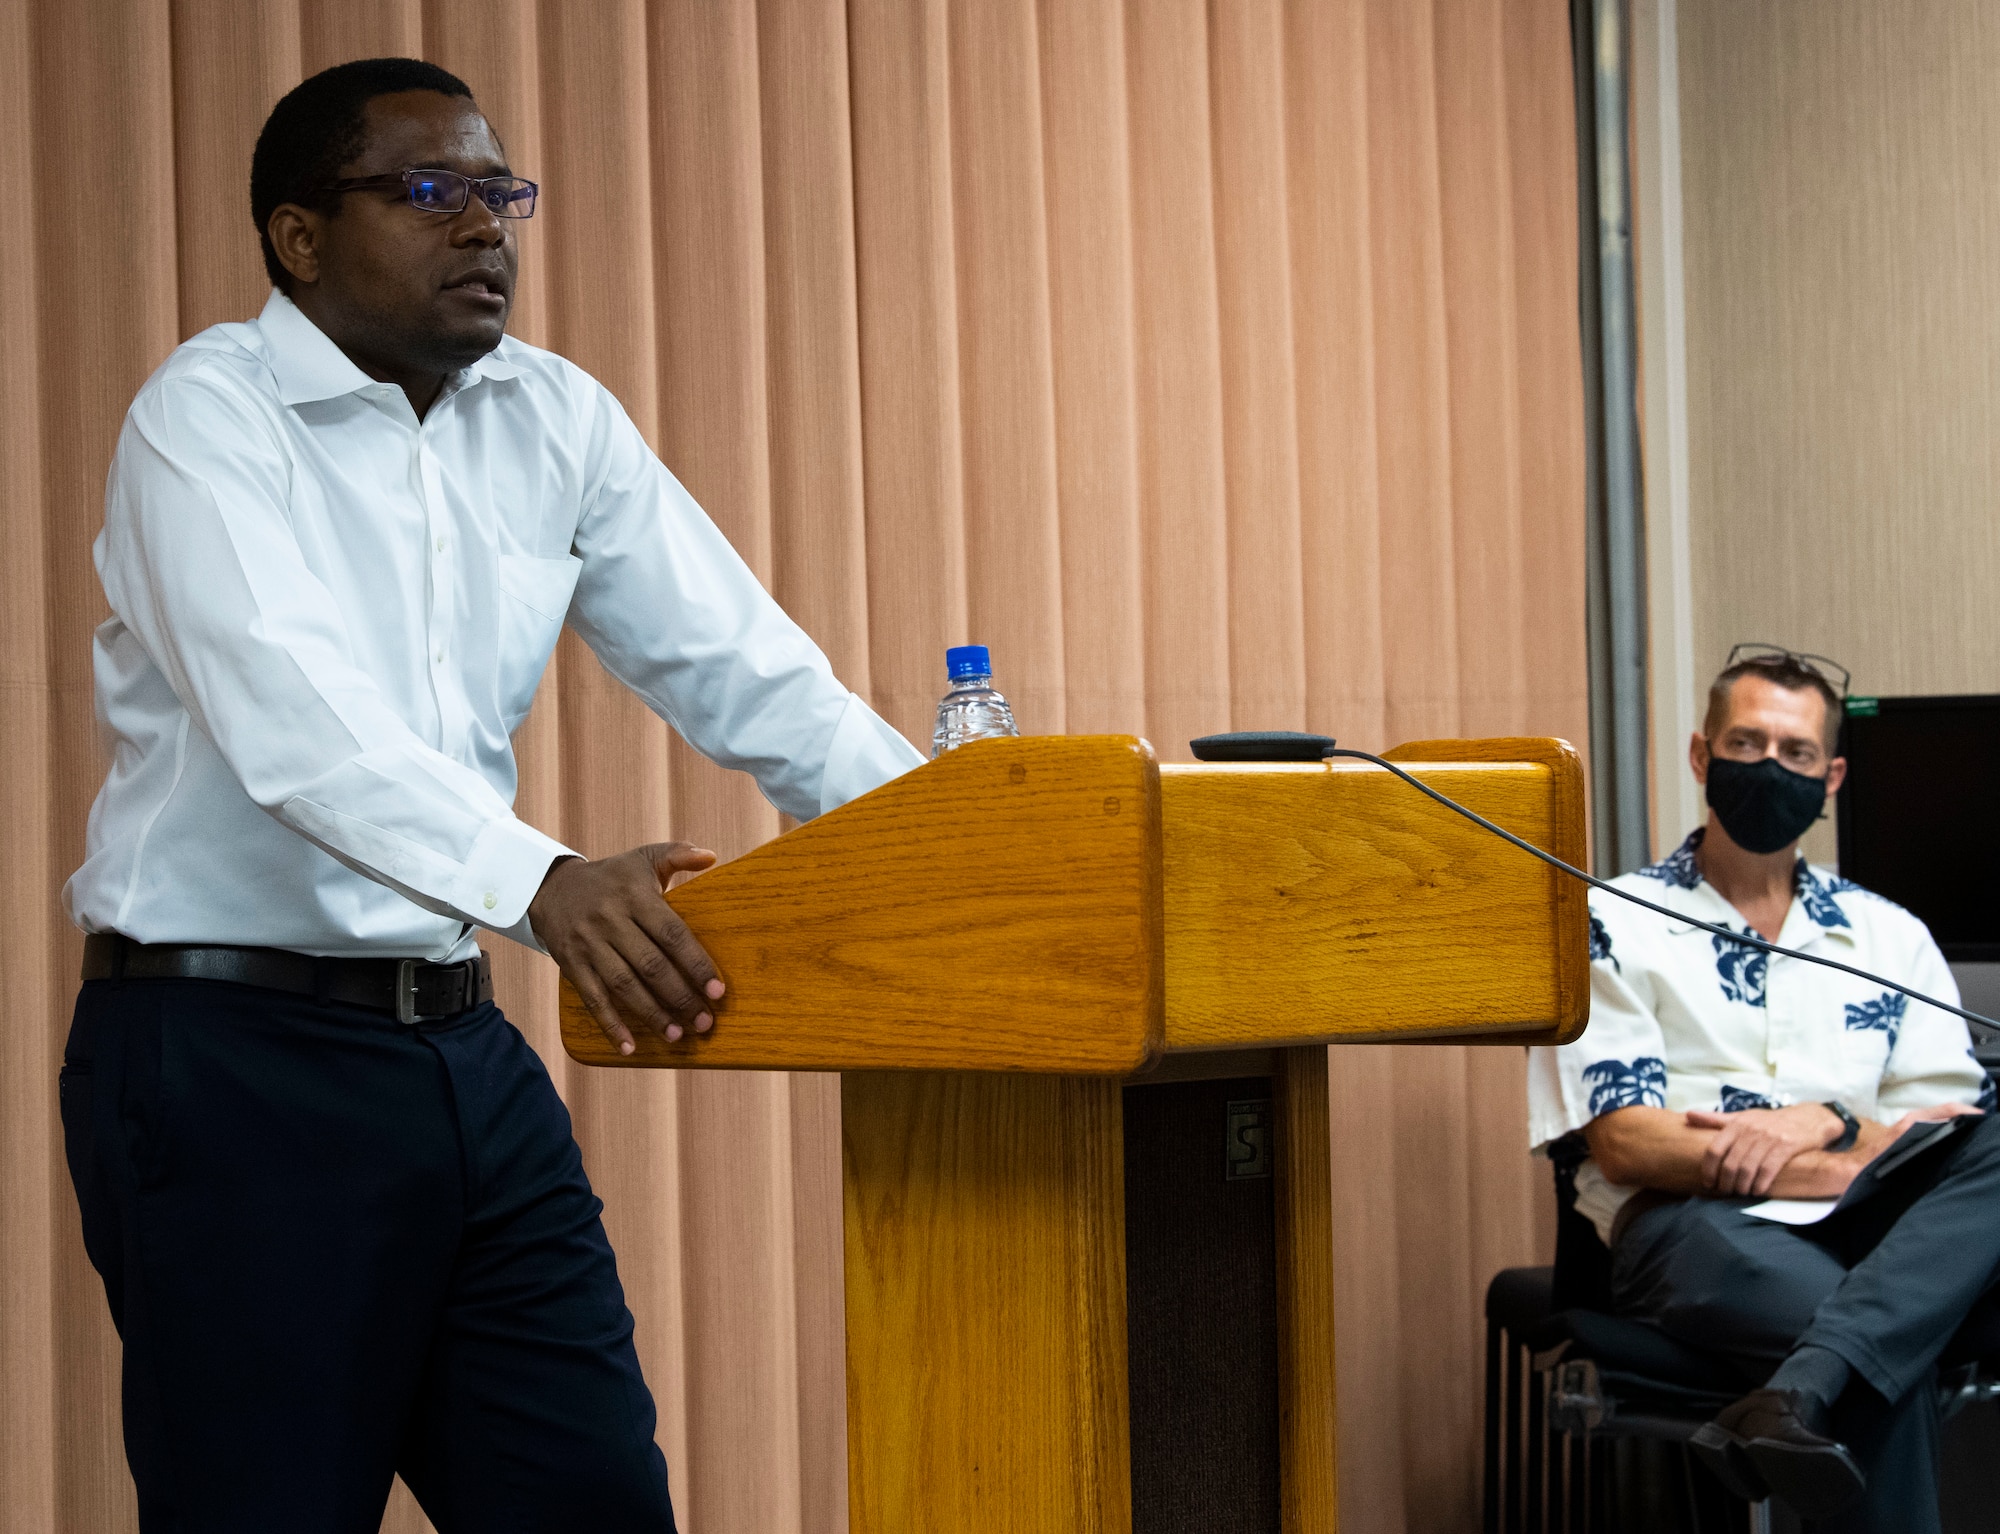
left=1759, top=1120, right=1899, bottom=1196
left=1584, top=1106, right=1884, bottom=1198
left=1583, top=1107, right=1713, bottom=1192
left=1762, top=1149, right=1865, bottom=1199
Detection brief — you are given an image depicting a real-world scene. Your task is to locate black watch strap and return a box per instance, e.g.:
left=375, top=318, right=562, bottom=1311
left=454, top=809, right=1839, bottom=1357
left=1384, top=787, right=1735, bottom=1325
left=1823, top=1100, right=1861, bottom=1153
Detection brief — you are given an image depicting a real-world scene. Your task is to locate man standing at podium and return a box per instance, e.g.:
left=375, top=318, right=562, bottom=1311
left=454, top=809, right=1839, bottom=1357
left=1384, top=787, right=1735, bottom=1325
left=59, top=58, right=922, bottom=1531
left=1529, top=649, right=1996, bottom=1530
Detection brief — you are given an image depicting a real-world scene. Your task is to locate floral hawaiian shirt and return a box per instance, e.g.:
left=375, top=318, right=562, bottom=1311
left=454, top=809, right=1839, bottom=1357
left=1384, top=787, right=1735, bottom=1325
left=1527, top=828, right=1989, bottom=1242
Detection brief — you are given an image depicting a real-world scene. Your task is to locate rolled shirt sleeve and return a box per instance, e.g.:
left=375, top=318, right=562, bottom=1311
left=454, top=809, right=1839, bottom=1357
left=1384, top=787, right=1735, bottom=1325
left=1528, top=903, right=1671, bottom=1151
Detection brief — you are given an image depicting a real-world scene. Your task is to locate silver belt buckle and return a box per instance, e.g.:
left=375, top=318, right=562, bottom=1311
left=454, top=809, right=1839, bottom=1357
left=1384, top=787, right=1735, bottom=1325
left=396, top=958, right=421, bottom=1025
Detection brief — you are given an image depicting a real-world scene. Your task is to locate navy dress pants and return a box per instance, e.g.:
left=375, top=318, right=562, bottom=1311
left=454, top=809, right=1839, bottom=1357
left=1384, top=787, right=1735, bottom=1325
left=1614, top=1111, right=2000, bottom=1534
left=60, top=976, right=677, bottom=1534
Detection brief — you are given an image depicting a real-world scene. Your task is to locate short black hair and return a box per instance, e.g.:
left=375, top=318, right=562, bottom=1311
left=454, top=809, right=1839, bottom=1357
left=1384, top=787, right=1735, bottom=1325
left=250, top=58, right=475, bottom=290
left=1705, top=655, right=1845, bottom=752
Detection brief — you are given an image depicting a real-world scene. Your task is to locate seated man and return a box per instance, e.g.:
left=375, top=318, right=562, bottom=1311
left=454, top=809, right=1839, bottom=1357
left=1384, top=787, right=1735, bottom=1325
left=1528, top=649, right=1997, bottom=1531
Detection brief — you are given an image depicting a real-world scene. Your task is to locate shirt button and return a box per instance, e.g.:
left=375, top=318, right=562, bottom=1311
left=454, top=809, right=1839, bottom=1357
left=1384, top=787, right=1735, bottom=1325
left=435, top=537, right=446, bottom=552
left=483, top=892, right=498, bottom=910
left=434, top=649, right=445, bottom=664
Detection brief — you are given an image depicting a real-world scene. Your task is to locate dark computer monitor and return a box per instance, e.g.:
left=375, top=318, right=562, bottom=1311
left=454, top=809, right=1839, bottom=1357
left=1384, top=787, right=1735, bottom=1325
left=1836, top=694, right=2000, bottom=962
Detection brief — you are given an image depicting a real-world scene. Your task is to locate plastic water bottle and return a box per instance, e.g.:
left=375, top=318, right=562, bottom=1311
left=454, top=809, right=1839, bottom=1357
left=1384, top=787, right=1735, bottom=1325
left=932, top=644, right=1020, bottom=756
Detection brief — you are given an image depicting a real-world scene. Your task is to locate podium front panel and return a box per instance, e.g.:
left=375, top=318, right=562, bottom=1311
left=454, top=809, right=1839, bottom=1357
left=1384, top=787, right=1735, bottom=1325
left=1160, top=743, right=1588, bottom=1049
left=560, top=735, right=1164, bottom=1073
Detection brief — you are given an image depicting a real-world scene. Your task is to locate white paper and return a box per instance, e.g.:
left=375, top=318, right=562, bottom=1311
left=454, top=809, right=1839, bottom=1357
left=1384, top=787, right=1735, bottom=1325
left=1741, top=1198, right=1839, bottom=1226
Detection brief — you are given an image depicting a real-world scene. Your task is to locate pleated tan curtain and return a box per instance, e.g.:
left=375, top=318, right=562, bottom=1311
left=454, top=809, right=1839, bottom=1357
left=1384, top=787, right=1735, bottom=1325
left=0, top=2, right=1584, bottom=1531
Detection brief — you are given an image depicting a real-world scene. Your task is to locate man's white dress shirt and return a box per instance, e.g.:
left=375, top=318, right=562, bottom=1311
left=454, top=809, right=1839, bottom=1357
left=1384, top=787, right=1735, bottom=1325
left=1528, top=829, right=1990, bottom=1243
left=66, top=292, right=924, bottom=960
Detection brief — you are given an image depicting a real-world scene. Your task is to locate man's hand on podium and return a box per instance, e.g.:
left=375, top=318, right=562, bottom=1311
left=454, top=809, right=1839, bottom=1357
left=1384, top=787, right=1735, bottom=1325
left=529, top=844, right=727, bottom=1055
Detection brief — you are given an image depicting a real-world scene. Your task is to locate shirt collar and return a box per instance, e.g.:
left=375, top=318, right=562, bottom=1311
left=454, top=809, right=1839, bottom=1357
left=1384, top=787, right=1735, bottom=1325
left=1791, top=858, right=1858, bottom=941
left=256, top=289, right=522, bottom=407
left=1631, top=827, right=1856, bottom=942
left=1633, top=828, right=1707, bottom=895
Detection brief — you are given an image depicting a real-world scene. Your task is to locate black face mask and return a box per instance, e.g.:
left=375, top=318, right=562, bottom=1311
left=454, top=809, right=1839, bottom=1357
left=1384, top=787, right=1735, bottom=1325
left=1704, top=753, right=1827, bottom=855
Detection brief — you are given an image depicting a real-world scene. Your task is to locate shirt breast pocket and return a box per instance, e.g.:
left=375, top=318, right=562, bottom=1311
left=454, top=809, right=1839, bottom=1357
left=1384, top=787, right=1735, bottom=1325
left=497, top=553, right=582, bottom=729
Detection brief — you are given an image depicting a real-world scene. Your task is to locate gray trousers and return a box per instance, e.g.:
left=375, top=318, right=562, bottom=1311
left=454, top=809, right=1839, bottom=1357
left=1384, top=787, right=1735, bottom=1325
left=1612, top=1111, right=2000, bottom=1534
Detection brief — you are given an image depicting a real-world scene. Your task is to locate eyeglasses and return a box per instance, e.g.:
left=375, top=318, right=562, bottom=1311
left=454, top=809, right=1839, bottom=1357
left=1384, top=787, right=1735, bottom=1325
left=1725, top=642, right=1851, bottom=698
left=320, top=168, right=538, bottom=219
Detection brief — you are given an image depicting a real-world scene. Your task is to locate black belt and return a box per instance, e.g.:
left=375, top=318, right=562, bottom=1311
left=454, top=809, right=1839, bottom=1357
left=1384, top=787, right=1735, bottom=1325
left=82, top=933, right=493, bottom=1024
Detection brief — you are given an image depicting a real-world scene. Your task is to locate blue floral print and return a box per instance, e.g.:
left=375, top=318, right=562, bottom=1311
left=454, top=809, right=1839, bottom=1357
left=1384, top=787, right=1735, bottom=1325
left=1636, top=831, right=1703, bottom=891
left=1714, top=930, right=1768, bottom=1007
left=1584, top=1056, right=1669, bottom=1117
left=1794, top=864, right=1853, bottom=930
left=1719, top=1084, right=1782, bottom=1113
left=1589, top=914, right=1619, bottom=971
left=1844, top=991, right=1908, bottom=1053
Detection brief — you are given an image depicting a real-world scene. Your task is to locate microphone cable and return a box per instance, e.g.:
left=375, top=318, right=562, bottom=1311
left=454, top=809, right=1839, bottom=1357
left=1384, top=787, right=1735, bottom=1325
left=1320, top=745, right=2000, bottom=1042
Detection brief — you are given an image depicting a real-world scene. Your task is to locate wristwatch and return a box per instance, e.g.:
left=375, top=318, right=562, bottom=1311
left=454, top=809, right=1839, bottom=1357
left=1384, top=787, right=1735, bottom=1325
left=1822, top=1100, right=1861, bottom=1153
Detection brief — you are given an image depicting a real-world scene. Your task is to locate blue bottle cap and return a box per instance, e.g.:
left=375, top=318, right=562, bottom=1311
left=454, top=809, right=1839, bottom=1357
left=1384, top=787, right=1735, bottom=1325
left=945, top=644, right=992, bottom=680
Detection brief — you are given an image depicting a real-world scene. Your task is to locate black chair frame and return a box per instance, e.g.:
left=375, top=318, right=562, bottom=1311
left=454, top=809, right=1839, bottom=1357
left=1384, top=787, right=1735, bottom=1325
left=1482, top=1144, right=2000, bottom=1534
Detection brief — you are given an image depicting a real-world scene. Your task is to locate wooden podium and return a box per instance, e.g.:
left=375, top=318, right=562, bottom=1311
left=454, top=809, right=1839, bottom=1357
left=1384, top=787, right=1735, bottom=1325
left=559, top=735, right=1588, bottom=1532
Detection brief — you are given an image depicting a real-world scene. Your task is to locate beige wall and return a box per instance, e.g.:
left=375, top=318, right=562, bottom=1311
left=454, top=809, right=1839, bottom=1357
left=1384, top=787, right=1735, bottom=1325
left=1652, top=0, right=2000, bottom=863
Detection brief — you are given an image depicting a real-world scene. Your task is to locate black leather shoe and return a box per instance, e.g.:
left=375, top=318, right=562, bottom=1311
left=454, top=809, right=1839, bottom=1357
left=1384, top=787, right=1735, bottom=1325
left=1689, top=1416, right=1768, bottom=1503
left=1693, top=1388, right=1865, bottom=1522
